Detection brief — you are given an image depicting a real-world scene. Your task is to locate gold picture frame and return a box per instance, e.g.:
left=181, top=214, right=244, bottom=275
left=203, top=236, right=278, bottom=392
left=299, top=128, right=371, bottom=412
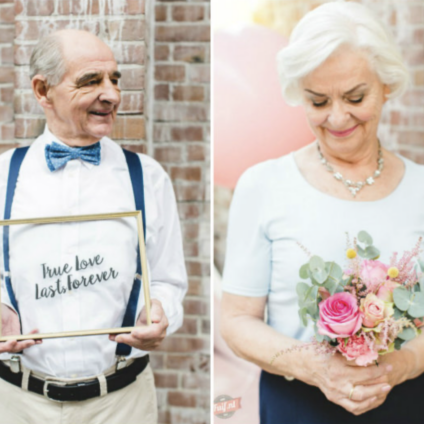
left=0, top=211, right=151, bottom=341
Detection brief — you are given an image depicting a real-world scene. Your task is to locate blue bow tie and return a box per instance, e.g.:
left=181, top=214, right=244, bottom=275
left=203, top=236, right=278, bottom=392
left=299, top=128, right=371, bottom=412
left=45, top=141, right=101, bottom=172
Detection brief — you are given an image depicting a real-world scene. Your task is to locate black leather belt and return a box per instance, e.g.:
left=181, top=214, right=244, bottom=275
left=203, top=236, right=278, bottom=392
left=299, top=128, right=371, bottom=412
left=0, top=355, right=149, bottom=402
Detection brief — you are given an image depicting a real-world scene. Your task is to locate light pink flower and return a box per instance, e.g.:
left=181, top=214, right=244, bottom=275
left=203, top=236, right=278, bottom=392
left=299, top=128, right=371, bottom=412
left=317, top=292, right=363, bottom=339
left=360, top=260, right=389, bottom=291
left=376, top=281, right=400, bottom=303
left=318, top=287, right=331, bottom=301
left=337, top=335, right=379, bottom=366
left=360, top=294, right=387, bottom=328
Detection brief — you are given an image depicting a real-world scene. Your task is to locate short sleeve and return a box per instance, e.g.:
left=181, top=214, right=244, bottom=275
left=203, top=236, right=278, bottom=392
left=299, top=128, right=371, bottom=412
left=222, top=164, right=271, bottom=297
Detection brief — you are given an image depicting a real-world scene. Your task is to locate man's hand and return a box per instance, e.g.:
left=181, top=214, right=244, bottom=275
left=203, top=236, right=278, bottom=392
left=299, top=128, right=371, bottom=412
left=109, top=299, right=169, bottom=350
left=0, top=304, right=41, bottom=353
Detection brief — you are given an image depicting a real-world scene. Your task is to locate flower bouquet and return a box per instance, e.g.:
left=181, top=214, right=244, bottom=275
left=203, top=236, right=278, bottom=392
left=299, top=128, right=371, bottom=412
left=297, top=231, right=424, bottom=366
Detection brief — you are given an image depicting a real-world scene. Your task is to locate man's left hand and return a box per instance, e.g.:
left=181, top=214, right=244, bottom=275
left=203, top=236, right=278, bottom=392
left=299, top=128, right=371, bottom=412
left=109, top=299, right=169, bottom=350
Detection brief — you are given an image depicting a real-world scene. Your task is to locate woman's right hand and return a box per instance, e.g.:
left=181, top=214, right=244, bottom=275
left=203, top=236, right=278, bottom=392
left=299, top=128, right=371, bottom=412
left=303, top=351, right=392, bottom=416
left=0, top=304, right=41, bottom=353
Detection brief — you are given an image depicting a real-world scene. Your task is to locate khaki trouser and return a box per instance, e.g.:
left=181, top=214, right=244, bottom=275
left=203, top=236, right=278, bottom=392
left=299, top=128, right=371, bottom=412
left=0, top=363, right=157, bottom=424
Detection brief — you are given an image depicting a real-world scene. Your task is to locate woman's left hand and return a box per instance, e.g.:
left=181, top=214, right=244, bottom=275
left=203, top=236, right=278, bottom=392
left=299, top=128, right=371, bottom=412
left=349, top=348, right=416, bottom=412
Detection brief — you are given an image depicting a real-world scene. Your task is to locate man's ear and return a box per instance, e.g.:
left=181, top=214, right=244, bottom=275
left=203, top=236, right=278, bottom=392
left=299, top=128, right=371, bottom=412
left=32, top=75, right=54, bottom=109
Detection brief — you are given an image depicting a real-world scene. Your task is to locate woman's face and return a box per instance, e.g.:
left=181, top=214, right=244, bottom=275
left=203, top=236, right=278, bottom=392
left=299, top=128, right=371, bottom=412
left=301, top=48, right=389, bottom=155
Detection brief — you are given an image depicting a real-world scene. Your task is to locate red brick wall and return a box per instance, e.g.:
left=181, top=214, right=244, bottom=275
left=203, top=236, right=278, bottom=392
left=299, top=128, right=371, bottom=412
left=0, top=0, right=14, bottom=150
left=0, top=1, right=210, bottom=423
left=151, top=1, right=210, bottom=423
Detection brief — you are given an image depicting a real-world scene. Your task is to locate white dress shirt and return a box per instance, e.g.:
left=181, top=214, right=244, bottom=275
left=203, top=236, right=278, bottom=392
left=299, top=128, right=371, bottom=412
left=0, top=126, right=187, bottom=378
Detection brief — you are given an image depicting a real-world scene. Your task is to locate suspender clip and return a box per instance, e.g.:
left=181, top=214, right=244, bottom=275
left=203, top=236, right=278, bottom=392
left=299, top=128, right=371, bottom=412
left=10, top=355, right=21, bottom=373
left=116, top=356, right=128, bottom=371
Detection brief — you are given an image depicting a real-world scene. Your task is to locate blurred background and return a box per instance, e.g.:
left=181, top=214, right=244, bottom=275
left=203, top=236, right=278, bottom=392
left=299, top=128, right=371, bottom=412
left=213, top=1, right=424, bottom=423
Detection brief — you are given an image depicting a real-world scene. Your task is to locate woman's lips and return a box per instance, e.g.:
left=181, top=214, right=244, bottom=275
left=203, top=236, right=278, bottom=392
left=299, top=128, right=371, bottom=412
left=327, top=125, right=358, bottom=138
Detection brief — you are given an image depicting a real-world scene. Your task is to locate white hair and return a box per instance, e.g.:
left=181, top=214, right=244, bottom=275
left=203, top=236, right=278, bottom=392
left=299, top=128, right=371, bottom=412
left=30, top=33, right=66, bottom=86
left=277, top=1, right=409, bottom=106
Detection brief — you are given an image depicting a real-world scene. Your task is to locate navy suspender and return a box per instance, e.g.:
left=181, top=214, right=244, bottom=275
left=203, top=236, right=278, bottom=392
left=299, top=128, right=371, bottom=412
left=3, top=147, right=29, bottom=317
left=116, top=149, right=146, bottom=356
left=3, top=146, right=146, bottom=357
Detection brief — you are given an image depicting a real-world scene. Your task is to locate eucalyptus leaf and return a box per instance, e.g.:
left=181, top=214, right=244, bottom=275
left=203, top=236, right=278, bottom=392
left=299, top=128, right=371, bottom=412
left=299, top=264, right=309, bottom=279
left=357, top=245, right=366, bottom=258
left=397, top=327, right=416, bottom=341
left=393, top=307, right=404, bottom=320
left=315, top=332, right=324, bottom=343
left=323, top=278, right=339, bottom=295
left=307, top=302, right=319, bottom=320
left=407, top=292, right=424, bottom=318
left=309, top=256, right=326, bottom=272
left=298, top=307, right=308, bottom=327
left=296, top=282, right=310, bottom=301
left=364, top=246, right=380, bottom=260
left=394, top=338, right=403, bottom=350
left=325, top=262, right=343, bottom=281
left=358, top=231, right=373, bottom=246
left=393, top=286, right=412, bottom=311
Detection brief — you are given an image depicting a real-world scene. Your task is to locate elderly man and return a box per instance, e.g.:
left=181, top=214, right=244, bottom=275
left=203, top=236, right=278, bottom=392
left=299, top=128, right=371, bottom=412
left=0, top=30, right=187, bottom=423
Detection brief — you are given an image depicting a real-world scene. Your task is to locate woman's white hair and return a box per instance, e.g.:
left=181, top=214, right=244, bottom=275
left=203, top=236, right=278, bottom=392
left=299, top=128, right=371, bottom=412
left=277, top=1, right=409, bottom=106
left=30, top=33, right=66, bottom=86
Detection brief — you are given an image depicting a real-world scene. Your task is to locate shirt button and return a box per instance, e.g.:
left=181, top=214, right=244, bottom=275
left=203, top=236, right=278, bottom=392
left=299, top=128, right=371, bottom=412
left=69, top=172, right=76, bottom=178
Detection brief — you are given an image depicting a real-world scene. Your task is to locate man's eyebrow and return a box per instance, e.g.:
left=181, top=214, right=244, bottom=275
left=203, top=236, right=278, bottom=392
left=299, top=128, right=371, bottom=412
left=111, top=71, right=121, bottom=79
left=304, top=83, right=367, bottom=97
left=76, top=72, right=102, bottom=86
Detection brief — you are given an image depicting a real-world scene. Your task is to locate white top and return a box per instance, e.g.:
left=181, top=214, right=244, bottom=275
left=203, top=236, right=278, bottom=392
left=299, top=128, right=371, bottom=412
left=222, top=153, right=424, bottom=342
left=0, top=126, right=187, bottom=378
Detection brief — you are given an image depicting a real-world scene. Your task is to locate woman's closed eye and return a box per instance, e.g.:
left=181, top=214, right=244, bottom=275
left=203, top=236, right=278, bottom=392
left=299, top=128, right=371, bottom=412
left=312, top=100, right=328, bottom=107
left=349, top=96, right=364, bottom=104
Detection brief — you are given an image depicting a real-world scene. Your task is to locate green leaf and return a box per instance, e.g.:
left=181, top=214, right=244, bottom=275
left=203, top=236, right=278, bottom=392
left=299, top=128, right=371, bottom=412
left=407, top=292, right=424, bottom=318
left=296, top=282, right=310, bottom=301
left=357, top=245, right=366, bottom=258
left=315, top=333, right=324, bottom=342
left=364, top=246, right=380, bottom=260
left=309, top=256, right=326, bottom=272
left=325, top=262, right=343, bottom=281
left=394, top=338, right=403, bottom=350
left=358, top=231, right=373, bottom=246
left=299, top=264, right=309, bottom=279
left=393, top=307, right=404, bottom=320
left=397, top=327, right=416, bottom=341
left=393, top=286, right=412, bottom=311
left=309, top=256, right=329, bottom=285
left=298, top=307, right=308, bottom=327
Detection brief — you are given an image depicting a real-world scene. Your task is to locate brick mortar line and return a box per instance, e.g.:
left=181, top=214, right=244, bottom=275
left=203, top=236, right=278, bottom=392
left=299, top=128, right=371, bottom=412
left=14, top=15, right=147, bottom=21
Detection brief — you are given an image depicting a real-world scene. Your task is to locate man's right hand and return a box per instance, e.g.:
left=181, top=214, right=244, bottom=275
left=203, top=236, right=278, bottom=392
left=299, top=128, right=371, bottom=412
left=0, top=304, right=41, bottom=353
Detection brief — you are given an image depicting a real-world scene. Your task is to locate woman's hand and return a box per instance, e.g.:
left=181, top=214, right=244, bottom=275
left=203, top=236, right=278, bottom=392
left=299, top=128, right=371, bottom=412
left=302, top=351, right=393, bottom=416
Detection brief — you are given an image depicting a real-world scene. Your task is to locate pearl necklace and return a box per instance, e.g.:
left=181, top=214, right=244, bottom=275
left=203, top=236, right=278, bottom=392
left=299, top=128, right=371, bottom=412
left=317, top=142, right=384, bottom=198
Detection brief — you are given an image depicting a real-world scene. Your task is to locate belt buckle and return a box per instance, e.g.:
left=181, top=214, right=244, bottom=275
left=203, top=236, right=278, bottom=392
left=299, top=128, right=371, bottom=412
left=43, top=378, right=67, bottom=403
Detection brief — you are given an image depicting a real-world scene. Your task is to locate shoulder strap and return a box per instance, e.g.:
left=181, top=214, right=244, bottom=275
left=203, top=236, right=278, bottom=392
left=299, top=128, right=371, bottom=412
left=116, top=149, right=146, bottom=356
left=3, top=147, right=30, bottom=317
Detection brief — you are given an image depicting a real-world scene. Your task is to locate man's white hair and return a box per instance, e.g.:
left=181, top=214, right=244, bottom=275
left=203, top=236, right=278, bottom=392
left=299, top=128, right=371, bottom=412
left=277, top=1, right=409, bottom=106
left=29, top=33, right=66, bottom=86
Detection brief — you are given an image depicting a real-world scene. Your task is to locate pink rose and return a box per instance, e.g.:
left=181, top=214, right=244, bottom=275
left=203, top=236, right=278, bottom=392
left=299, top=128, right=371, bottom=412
left=376, top=281, right=400, bottom=303
left=337, top=335, right=379, bottom=366
left=360, top=294, right=387, bottom=328
left=360, top=260, right=389, bottom=291
left=317, top=292, right=363, bottom=339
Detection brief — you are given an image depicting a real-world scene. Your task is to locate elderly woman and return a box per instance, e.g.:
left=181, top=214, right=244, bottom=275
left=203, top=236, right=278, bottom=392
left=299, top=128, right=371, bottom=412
left=220, top=2, right=424, bottom=423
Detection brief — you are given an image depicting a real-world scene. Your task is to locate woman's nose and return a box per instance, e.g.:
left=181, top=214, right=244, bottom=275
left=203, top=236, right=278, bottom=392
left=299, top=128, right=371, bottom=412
left=327, top=101, right=350, bottom=129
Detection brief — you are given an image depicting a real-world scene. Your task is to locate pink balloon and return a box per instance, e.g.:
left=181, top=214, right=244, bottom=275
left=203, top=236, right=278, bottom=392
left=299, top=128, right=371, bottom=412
left=214, top=25, right=315, bottom=189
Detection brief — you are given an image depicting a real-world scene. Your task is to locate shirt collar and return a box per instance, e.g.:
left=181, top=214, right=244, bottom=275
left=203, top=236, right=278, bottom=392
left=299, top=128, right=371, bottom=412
left=42, top=125, right=103, bottom=170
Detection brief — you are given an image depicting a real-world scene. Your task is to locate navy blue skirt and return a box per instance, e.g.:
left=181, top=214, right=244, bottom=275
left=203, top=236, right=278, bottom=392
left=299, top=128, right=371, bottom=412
left=260, top=370, right=424, bottom=424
